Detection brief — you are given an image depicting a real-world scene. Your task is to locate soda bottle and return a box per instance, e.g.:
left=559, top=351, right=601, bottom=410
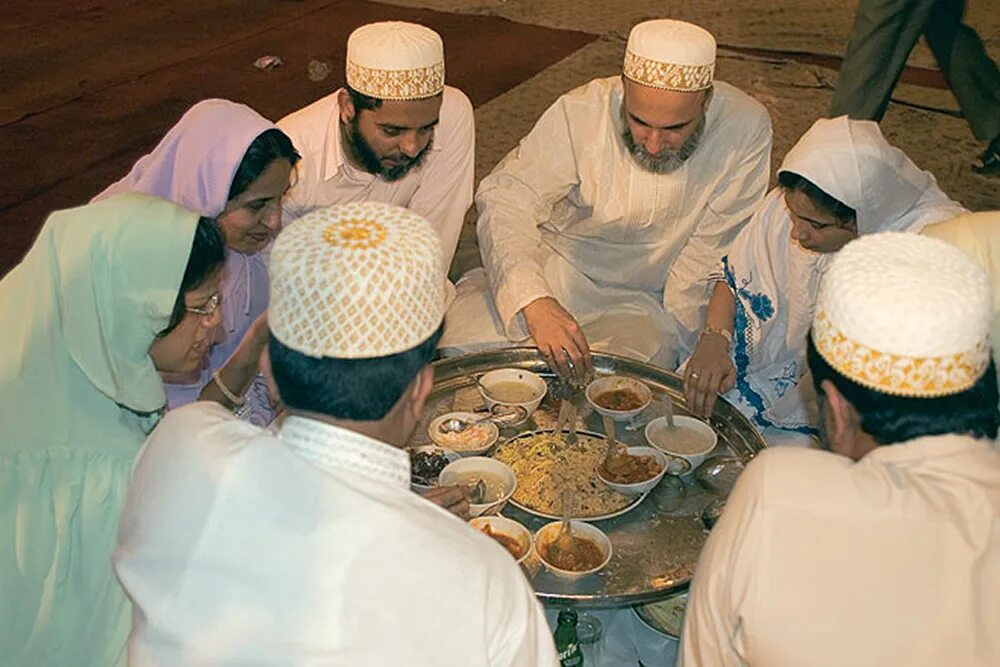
left=554, top=608, right=584, bottom=666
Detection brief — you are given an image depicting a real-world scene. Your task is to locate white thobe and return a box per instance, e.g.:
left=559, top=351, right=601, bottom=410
left=442, top=76, right=771, bottom=367
left=277, top=86, right=474, bottom=282
left=114, top=403, right=558, bottom=667
left=680, top=435, right=1000, bottom=666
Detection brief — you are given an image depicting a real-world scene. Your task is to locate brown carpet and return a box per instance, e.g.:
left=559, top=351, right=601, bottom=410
left=0, top=0, right=595, bottom=275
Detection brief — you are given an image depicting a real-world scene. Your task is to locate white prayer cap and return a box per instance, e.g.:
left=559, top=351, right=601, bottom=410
left=346, top=21, right=445, bottom=101
left=269, top=202, right=445, bottom=359
left=623, top=19, right=715, bottom=92
left=813, top=232, right=992, bottom=397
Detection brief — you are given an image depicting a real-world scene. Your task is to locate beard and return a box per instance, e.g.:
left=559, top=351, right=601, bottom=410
left=619, top=104, right=705, bottom=174
left=344, top=116, right=432, bottom=182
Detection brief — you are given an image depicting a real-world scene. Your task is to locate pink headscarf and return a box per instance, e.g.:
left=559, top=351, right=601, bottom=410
left=94, top=99, right=276, bottom=217
left=95, top=99, right=282, bottom=421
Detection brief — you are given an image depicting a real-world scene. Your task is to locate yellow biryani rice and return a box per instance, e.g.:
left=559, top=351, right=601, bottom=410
left=492, top=432, right=634, bottom=517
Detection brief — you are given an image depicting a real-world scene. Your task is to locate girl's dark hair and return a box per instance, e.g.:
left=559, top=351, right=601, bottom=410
left=227, top=128, right=301, bottom=201
left=159, top=216, right=226, bottom=336
left=778, top=171, right=857, bottom=226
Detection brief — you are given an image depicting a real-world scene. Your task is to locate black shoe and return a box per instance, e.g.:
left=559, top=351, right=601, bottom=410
left=973, top=136, right=1000, bottom=175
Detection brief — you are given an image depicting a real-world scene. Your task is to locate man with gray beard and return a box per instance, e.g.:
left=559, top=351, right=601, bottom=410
left=442, top=20, right=771, bottom=377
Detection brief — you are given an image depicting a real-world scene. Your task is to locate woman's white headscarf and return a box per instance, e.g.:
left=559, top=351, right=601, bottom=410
left=718, top=116, right=966, bottom=435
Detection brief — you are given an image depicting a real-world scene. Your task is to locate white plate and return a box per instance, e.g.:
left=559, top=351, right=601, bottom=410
left=632, top=591, right=688, bottom=639
left=497, top=429, right=649, bottom=522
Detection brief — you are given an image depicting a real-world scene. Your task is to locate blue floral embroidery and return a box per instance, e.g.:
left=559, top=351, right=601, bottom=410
left=724, top=256, right=816, bottom=437
left=768, top=360, right=799, bottom=399
left=748, top=292, right=774, bottom=321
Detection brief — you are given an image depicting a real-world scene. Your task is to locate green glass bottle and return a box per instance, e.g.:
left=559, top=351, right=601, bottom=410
left=554, top=608, right=584, bottom=666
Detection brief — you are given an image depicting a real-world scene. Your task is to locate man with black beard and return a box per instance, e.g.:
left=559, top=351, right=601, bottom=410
left=278, top=22, right=474, bottom=298
left=441, top=19, right=771, bottom=377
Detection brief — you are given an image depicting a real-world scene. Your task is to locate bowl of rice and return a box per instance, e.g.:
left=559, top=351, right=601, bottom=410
left=428, top=411, right=500, bottom=456
left=644, top=415, right=718, bottom=471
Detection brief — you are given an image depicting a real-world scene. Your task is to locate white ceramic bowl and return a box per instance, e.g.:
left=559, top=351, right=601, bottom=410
left=427, top=412, right=500, bottom=456
left=477, top=368, right=547, bottom=419
left=595, top=446, right=669, bottom=495
left=585, top=375, right=652, bottom=420
left=408, top=445, right=461, bottom=492
left=644, top=415, right=718, bottom=471
left=439, top=456, right=517, bottom=517
left=534, top=520, right=613, bottom=578
left=469, top=516, right=533, bottom=564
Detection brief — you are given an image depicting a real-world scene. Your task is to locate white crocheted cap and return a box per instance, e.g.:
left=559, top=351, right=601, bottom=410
left=269, top=202, right=445, bottom=359
left=623, top=19, right=715, bottom=92
left=813, top=232, right=991, bottom=397
left=346, top=21, right=445, bottom=100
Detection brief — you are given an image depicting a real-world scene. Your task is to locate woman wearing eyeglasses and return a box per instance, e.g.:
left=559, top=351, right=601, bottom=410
left=94, top=99, right=301, bottom=425
left=0, top=194, right=226, bottom=666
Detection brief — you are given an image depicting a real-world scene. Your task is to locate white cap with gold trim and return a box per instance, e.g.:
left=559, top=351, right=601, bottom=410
left=269, top=202, right=445, bottom=359
left=623, top=19, right=716, bottom=92
left=346, top=21, right=445, bottom=101
left=813, top=232, right=992, bottom=397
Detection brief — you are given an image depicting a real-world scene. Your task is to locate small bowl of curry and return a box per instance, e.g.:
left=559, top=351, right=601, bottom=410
left=469, top=516, right=532, bottom=563
left=596, top=446, right=669, bottom=495
left=585, top=375, right=652, bottom=421
left=534, top=520, right=613, bottom=578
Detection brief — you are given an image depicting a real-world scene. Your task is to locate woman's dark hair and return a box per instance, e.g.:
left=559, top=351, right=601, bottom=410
left=227, top=128, right=301, bottom=201
left=807, top=333, right=999, bottom=444
left=158, top=216, right=226, bottom=336
left=778, top=171, right=857, bottom=226
left=346, top=85, right=384, bottom=112
left=269, top=325, right=444, bottom=421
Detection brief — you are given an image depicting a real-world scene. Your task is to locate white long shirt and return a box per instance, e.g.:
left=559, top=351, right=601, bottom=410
left=114, top=403, right=558, bottom=666
left=475, top=76, right=771, bottom=361
left=278, top=86, right=475, bottom=278
left=680, top=435, right=1000, bottom=666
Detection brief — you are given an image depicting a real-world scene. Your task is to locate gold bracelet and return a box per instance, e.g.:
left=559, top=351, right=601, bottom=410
left=701, top=326, right=733, bottom=346
left=212, top=369, right=245, bottom=407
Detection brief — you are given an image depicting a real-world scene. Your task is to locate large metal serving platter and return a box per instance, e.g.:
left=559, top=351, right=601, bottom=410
left=408, top=348, right=767, bottom=608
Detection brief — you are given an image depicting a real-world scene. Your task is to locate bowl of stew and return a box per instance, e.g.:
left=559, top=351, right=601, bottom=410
left=585, top=375, right=652, bottom=420
left=469, top=516, right=532, bottom=563
left=534, top=520, right=613, bottom=578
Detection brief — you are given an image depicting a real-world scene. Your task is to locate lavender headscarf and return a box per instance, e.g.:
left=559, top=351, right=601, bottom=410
left=95, top=99, right=280, bottom=424
left=95, top=99, right=276, bottom=216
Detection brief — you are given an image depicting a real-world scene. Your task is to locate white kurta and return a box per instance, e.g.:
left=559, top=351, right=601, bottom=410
left=442, top=76, right=771, bottom=366
left=278, top=86, right=475, bottom=280
left=114, top=403, right=558, bottom=667
left=680, top=435, right=1000, bottom=666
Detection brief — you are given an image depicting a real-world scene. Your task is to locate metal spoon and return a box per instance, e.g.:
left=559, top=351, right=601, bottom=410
left=437, top=405, right=527, bottom=434
left=469, top=478, right=487, bottom=504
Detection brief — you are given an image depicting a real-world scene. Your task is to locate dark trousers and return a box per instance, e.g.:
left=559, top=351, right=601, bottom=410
left=830, top=0, right=1000, bottom=141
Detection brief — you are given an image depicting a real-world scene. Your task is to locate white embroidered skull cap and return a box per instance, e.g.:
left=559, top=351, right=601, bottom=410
left=623, top=19, right=715, bottom=92
left=269, top=202, right=445, bottom=359
left=813, top=231, right=991, bottom=397
left=346, top=21, right=445, bottom=100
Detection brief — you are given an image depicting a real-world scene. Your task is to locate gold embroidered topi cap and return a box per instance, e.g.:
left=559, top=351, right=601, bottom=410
left=813, top=232, right=992, bottom=397
left=623, top=19, right=716, bottom=92
left=346, top=21, right=445, bottom=101
left=269, top=202, right=445, bottom=359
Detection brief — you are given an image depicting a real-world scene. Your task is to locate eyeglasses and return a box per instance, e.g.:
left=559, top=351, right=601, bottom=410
left=185, top=293, right=221, bottom=317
